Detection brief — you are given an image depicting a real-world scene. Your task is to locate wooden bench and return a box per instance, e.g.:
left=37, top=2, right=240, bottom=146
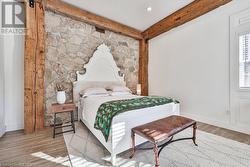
left=130, top=115, right=197, bottom=167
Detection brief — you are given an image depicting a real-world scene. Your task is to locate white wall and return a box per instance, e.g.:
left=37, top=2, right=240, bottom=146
left=0, top=35, right=5, bottom=136
left=149, top=0, right=250, bottom=133
left=3, top=35, right=24, bottom=132
left=0, top=0, right=5, bottom=136
left=0, top=0, right=24, bottom=132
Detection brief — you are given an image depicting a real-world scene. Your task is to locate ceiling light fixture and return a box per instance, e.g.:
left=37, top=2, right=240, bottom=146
left=147, top=6, right=152, bottom=12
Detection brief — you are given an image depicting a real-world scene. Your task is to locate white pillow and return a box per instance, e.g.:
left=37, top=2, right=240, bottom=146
left=85, top=94, right=110, bottom=98
left=80, top=87, right=108, bottom=97
left=107, top=86, right=131, bottom=93
left=110, top=91, right=132, bottom=96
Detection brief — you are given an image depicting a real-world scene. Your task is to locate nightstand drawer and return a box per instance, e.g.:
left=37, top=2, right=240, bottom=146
left=52, top=103, right=76, bottom=113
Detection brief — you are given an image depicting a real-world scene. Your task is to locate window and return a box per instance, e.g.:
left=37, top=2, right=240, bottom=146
left=239, top=33, right=250, bottom=88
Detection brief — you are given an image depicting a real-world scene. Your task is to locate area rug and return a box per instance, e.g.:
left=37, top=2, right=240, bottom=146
left=63, top=122, right=250, bottom=167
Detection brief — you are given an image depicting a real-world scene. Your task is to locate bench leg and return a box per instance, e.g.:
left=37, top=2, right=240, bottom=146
left=193, top=123, right=198, bottom=146
left=53, top=113, right=56, bottom=138
left=129, top=130, right=136, bottom=159
left=153, top=142, right=160, bottom=167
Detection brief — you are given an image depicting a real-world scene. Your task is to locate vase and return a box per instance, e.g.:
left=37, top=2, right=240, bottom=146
left=57, top=91, right=66, bottom=104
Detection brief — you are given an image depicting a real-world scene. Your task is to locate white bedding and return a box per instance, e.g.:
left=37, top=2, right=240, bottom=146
left=79, top=94, right=180, bottom=156
left=80, top=94, right=140, bottom=132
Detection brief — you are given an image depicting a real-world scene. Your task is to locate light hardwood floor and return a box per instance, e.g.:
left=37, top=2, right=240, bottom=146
left=197, top=122, right=250, bottom=145
left=0, top=122, right=249, bottom=167
left=0, top=128, right=70, bottom=167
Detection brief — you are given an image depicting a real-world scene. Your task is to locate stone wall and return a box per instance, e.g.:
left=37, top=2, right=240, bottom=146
left=45, top=11, right=139, bottom=125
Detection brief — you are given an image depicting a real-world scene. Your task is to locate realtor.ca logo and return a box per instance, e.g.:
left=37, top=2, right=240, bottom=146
left=1, top=1, right=26, bottom=35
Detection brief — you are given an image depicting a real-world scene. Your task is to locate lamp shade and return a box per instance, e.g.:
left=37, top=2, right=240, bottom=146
left=137, top=84, right=141, bottom=95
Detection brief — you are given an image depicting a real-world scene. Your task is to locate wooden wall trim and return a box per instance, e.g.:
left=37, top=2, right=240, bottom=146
left=24, top=1, right=36, bottom=133
left=139, top=39, right=148, bottom=96
left=35, top=2, right=45, bottom=130
left=142, top=0, right=232, bottom=40
left=44, top=0, right=143, bottom=40
left=24, top=1, right=45, bottom=133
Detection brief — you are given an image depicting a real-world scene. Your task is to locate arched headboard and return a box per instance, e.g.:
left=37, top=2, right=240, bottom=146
left=73, top=43, right=126, bottom=106
left=76, top=43, right=124, bottom=82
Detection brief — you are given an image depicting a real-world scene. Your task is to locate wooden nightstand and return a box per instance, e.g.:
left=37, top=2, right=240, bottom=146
left=51, top=103, right=76, bottom=138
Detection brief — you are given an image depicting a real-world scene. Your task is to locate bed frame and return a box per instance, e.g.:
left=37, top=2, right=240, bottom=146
left=73, top=43, right=180, bottom=165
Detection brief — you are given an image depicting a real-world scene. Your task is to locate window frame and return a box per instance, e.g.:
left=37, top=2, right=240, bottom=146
left=231, top=24, right=250, bottom=93
left=238, top=31, right=250, bottom=89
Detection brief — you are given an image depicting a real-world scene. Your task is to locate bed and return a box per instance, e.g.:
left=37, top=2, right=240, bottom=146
left=73, top=44, right=180, bottom=165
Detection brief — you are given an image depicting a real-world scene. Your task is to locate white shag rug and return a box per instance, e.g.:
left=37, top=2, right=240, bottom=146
left=63, top=122, right=250, bottom=167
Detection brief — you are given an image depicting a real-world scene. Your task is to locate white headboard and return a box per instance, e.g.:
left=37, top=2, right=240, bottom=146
left=73, top=43, right=126, bottom=107
left=76, top=43, right=124, bottom=82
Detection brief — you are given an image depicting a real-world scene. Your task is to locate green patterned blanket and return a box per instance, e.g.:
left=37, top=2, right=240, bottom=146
left=94, top=96, right=179, bottom=141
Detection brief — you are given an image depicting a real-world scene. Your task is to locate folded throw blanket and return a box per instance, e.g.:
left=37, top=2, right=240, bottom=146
left=94, top=96, right=179, bottom=141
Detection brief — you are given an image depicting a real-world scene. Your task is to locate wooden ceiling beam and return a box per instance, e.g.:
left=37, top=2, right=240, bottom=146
left=142, top=0, right=232, bottom=40
left=44, top=0, right=143, bottom=40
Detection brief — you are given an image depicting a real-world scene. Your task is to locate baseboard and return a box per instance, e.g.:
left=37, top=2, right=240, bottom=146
left=181, top=112, right=250, bottom=135
left=5, top=123, right=24, bottom=132
left=0, top=123, right=5, bottom=137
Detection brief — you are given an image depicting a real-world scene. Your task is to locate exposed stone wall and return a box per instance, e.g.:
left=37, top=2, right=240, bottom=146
left=45, top=11, right=139, bottom=125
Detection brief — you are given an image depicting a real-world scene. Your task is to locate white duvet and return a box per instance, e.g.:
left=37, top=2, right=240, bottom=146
left=79, top=94, right=180, bottom=155
left=80, top=94, right=140, bottom=129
